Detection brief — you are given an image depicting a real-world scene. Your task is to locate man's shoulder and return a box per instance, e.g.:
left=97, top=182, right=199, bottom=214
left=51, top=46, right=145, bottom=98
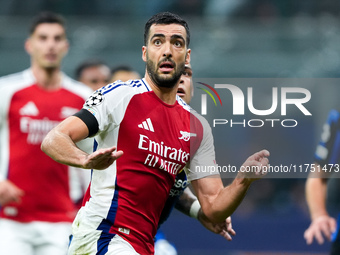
left=99, top=79, right=150, bottom=97
left=83, top=79, right=149, bottom=111
left=61, top=73, right=93, bottom=99
left=327, top=109, right=340, bottom=122
left=0, top=69, right=34, bottom=88
left=176, top=95, right=191, bottom=113
left=181, top=102, right=210, bottom=131
left=175, top=96, right=208, bottom=124
left=321, top=109, right=340, bottom=130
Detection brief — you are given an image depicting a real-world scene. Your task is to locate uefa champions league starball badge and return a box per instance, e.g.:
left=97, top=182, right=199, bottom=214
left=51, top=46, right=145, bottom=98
left=85, top=91, right=104, bottom=106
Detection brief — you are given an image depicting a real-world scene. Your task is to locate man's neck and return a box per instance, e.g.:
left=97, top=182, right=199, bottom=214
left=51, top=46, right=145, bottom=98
left=31, top=65, right=62, bottom=91
left=144, top=72, right=178, bottom=105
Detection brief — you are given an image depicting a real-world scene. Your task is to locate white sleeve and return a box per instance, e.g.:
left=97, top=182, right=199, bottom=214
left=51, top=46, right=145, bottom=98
left=186, top=116, right=219, bottom=181
left=83, top=84, right=136, bottom=134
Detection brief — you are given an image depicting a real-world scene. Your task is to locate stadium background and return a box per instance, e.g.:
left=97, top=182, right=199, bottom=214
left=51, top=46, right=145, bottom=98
left=1, top=0, right=340, bottom=254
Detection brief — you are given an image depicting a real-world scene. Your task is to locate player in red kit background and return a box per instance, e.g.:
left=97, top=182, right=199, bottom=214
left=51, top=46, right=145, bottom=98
left=0, top=12, right=92, bottom=255
left=42, top=12, right=269, bottom=255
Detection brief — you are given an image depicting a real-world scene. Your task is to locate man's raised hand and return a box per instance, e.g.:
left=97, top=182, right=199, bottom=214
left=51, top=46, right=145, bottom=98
left=83, top=146, right=123, bottom=170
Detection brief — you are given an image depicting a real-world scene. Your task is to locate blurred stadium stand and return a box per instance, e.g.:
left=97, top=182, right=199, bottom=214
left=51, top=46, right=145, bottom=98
left=1, top=1, right=340, bottom=79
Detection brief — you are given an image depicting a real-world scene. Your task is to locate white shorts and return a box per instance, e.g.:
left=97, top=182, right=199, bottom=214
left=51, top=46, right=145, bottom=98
left=0, top=218, right=72, bottom=255
left=68, top=232, right=140, bottom=255
left=68, top=209, right=140, bottom=255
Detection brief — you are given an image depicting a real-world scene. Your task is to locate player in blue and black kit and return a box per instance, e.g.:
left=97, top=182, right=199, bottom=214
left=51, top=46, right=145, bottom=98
left=305, top=109, right=340, bottom=255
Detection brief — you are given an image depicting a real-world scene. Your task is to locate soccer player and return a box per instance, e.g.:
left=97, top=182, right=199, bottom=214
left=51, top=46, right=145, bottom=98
left=0, top=12, right=92, bottom=255
left=76, top=59, right=111, bottom=91
left=304, top=109, right=340, bottom=254
left=41, top=12, right=269, bottom=255
left=78, top=61, right=235, bottom=243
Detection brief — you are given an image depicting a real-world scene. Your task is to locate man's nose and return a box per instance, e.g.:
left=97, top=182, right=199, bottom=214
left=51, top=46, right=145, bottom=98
left=162, top=42, right=172, bottom=58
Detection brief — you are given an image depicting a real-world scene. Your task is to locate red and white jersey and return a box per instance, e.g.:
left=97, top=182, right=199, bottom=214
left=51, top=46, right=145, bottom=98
left=0, top=68, right=92, bottom=223
left=77, top=79, right=218, bottom=255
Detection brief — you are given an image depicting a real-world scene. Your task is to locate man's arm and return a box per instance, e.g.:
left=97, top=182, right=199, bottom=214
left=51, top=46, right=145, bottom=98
left=174, top=187, right=197, bottom=217
left=41, top=116, right=123, bottom=170
left=191, top=150, right=269, bottom=223
left=175, top=187, right=236, bottom=241
left=304, top=164, right=336, bottom=245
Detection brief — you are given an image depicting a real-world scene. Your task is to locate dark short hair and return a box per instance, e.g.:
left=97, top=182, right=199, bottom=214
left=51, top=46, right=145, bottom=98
left=75, top=59, right=109, bottom=80
left=144, top=12, right=190, bottom=47
left=29, top=11, right=66, bottom=35
left=111, top=65, right=136, bottom=76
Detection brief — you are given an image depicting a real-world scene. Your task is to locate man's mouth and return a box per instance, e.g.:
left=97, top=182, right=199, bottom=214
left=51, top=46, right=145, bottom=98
left=45, top=53, right=57, bottom=61
left=159, top=61, right=174, bottom=73
left=177, top=87, right=185, bottom=97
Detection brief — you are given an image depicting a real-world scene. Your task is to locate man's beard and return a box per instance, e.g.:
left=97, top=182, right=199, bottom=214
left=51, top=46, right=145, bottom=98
left=146, top=57, right=185, bottom=88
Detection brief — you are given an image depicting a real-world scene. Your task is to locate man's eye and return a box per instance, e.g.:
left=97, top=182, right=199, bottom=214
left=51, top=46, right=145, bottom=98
left=154, top=40, right=161, bottom=46
left=174, top=41, right=182, bottom=47
left=183, top=70, right=192, bottom=77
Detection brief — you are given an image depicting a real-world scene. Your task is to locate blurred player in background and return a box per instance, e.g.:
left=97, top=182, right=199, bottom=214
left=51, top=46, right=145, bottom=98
left=76, top=59, right=111, bottom=91
left=0, top=12, right=92, bottom=255
left=76, top=61, right=140, bottom=91
left=304, top=109, right=340, bottom=255
left=110, top=65, right=141, bottom=83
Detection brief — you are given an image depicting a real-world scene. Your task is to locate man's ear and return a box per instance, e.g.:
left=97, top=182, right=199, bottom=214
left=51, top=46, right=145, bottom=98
left=142, top=46, right=147, bottom=62
left=185, top=48, right=191, bottom=65
left=24, top=38, right=32, bottom=55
